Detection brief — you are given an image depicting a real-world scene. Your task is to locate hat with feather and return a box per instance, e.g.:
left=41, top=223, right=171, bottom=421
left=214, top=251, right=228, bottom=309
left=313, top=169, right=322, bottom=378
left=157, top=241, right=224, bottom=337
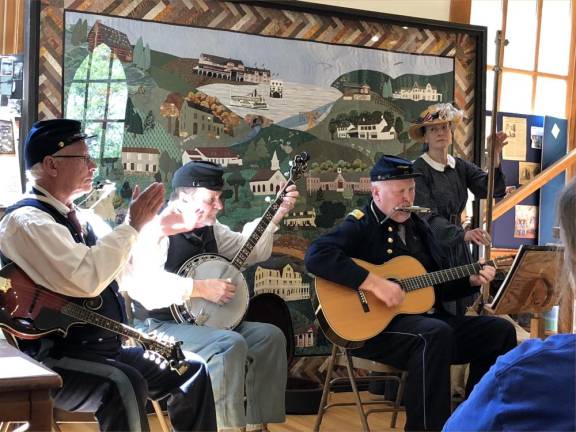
left=408, top=103, right=464, bottom=142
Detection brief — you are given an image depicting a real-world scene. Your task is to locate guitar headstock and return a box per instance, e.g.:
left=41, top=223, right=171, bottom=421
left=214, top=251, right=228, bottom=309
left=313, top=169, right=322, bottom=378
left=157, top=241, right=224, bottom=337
left=141, top=332, right=189, bottom=375
left=287, top=152, right=310, bottom=182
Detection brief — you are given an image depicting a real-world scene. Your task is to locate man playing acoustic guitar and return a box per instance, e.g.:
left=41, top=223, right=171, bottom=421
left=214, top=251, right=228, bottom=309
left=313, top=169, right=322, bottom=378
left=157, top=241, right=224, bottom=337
left=124, top=160, right=299, bottom=432
left=0, top=119, right=216, bottom=431
left=305, top=155, right=516, bottom=432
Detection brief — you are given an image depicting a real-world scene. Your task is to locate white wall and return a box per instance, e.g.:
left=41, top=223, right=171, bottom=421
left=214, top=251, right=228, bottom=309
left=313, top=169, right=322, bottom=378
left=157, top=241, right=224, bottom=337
left=297, top=0, right=451, bottom=22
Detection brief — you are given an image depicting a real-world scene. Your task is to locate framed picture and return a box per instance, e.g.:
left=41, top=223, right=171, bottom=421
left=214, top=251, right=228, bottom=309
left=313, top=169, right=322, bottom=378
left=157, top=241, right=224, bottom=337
left=0, top=58, right=13, bottom=77
left=518, top=161, right=540, bottom=185
left=27, top=0, right=487, bottom=360
left=12, top=62, right=23, bottom=80
left=0, top=119, right=15, bottom=154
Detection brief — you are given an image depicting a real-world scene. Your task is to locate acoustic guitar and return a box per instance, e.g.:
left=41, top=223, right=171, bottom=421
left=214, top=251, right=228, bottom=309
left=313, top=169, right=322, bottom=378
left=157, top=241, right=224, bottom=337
left=314, top=255, right=509, bottom=348
left=0, top=262, right=189, bottom=375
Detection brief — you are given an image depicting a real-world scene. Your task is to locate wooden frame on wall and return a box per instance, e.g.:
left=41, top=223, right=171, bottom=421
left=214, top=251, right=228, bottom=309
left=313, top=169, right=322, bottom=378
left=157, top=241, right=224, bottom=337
left=25, top=0, right=488, bottom=162
left=23, top=0, right=488, bottom=359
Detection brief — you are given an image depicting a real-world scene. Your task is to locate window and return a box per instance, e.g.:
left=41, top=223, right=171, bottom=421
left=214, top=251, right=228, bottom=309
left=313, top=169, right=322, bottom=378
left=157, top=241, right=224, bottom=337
left=471, top=0, right=572, bottom=117
left=65, top=43, right=128, bottom=167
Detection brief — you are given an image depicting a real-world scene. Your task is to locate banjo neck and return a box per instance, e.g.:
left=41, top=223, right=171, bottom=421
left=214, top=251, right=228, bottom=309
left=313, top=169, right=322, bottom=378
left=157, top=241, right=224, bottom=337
left=230, top=179, right=294, bottom=270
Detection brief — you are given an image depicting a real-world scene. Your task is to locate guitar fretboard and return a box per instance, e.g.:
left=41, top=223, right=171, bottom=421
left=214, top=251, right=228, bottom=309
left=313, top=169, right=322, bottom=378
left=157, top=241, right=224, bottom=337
left=230, top=179, right=295, bottom=269
left=61, top=303, right=165, bottom=354
left=399, top=260, right=496, bottom=292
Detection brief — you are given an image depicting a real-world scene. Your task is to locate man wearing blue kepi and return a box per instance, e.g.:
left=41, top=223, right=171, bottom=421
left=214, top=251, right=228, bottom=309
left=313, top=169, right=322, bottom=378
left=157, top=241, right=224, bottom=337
left=0, top=119, right=217, bottom=431
left=305, top=155, right=517, bottom=431
left=124, top=160, right=299, bottom=432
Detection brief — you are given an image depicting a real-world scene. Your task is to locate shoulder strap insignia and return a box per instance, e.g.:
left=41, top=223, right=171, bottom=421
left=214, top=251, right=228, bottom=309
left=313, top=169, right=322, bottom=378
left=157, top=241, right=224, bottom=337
left=349, top=209, right=365, bottom=220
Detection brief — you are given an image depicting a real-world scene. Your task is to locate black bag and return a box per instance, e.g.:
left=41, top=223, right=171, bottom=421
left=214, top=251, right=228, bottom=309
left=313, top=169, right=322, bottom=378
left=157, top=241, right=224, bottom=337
left=245, top=294, right=323, bottom=415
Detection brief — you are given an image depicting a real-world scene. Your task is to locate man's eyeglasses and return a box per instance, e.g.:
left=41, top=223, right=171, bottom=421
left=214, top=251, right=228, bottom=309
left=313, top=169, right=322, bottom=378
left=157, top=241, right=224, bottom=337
left=52, top=155, right=94, bottom=164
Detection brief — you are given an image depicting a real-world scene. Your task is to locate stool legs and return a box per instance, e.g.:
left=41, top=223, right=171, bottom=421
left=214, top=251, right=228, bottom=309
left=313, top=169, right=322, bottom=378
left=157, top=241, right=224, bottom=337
left=391, top=371, right=407, bottom=428
left=314, top=344, right=406, bottom=431
left=313, top=345, right=338, bottom=432
left=342, top=348, right=370, bottom=432
left=151, top=399, right=170, bottom=432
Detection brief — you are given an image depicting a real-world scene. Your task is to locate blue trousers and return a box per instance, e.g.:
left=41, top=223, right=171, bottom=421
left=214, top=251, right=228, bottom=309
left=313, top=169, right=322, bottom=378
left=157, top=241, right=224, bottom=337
left=45, top=346, right=216, bottom=431
left=135, top=319, right=287, bottom=429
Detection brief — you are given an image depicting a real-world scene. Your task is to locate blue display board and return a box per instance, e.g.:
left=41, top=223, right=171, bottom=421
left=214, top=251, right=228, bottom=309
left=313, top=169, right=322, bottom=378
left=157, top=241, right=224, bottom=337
left=491, top=111, right=542, bottom=249
left=539, top=116, right=568, bottom=246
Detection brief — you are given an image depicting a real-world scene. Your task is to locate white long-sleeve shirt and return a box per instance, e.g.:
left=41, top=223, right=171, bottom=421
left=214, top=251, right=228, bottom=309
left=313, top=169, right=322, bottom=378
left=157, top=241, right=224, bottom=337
left=124, top=218, right=278, bottom=310
left=0, top=185, right=138, bottom=298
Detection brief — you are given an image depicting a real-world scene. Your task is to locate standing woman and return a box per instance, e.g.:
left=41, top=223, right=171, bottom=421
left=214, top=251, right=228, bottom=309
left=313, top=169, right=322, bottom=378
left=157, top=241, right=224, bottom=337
left=410, top=103, right=508, bottom=312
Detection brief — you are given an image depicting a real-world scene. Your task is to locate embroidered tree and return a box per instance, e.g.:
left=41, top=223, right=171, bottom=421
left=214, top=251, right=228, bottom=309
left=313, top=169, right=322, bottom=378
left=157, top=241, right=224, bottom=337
left=227, top=170, right=246, bottom=202
left=144, top=111, right=156, bottom=131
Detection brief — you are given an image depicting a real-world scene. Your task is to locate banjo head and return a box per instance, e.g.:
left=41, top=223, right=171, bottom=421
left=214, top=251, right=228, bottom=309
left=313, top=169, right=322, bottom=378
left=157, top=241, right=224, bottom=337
left=177, top=254, right=249, bottom=329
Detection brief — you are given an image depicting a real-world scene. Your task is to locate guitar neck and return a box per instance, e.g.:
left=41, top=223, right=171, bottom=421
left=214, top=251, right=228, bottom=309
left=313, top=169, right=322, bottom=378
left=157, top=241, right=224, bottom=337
left=400, top=259, right=496, bottom=292
left=230, top=179, right=294, bottom=269
left=61, top=302, right=159, bottom=349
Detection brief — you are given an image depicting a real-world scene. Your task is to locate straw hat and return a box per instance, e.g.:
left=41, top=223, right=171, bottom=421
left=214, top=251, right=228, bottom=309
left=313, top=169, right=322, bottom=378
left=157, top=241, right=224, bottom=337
left=408, top=103, right=464, bottom=142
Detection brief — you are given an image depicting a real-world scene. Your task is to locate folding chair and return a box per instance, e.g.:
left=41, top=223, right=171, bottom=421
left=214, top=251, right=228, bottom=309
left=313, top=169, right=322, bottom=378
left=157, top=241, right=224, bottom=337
left=314, top=344, right=407, bottom=432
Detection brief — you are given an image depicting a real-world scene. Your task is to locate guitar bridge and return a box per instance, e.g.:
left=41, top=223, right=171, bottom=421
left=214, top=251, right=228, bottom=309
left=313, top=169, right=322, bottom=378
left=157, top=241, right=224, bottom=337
left=357, top=290, right=370, bottom=313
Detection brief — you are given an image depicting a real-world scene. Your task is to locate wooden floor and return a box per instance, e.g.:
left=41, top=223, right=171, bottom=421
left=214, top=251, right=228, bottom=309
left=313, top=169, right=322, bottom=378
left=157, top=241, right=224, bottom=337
left=56, top=392, right=406, bottom=432
left=269, top=392, right=406, bottom=432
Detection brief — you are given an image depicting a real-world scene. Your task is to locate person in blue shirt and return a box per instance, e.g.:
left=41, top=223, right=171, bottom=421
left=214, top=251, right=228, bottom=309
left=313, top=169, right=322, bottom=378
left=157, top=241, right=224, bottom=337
left=444, top=178, right=576, bottom=432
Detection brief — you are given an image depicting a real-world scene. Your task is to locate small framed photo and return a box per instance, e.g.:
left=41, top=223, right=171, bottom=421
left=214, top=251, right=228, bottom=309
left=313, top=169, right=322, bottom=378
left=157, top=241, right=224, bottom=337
left=12, top=62, right=23, bottom=80
left=0, top=119, right=15, bottom=154
left=518, top=161, right=540, bottom=185
left=0, top=58, right=13, bottom=77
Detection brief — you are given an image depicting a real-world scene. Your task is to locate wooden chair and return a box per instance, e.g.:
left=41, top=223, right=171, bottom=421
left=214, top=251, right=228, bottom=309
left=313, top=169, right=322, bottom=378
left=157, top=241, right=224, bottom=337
left=52, top=402, right=170, bottom=432
left=0, top=331, right=170, bottom=432
left=314, top=344, right=407, bottom=432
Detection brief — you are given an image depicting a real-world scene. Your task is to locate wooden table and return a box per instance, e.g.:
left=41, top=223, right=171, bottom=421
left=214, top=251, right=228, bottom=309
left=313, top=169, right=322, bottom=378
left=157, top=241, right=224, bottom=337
left=0, top=340, right=62, bottom=431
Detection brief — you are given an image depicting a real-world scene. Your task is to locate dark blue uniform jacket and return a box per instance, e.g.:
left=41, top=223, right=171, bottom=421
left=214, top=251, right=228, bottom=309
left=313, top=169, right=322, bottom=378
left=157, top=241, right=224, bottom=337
left=305, top=201, right=478, bottom=306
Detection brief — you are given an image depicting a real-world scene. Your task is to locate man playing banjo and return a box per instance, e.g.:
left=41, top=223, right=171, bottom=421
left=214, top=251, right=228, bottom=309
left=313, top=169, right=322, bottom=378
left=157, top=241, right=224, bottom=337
left=124, top=160, right=299, bottom=432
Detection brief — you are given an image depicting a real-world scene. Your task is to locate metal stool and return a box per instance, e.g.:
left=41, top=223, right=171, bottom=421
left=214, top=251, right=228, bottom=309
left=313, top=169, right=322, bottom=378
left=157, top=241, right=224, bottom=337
left=314, top=344, right=407, bottom=432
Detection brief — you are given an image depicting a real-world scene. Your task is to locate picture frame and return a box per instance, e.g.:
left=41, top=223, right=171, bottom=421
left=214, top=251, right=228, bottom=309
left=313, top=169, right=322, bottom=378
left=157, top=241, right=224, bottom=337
left=12, top=62, right=23, bottom=81
left=0, top=58, right=13, bottom=77
left=0, top=119, right=15, bottom=154
left=26, top=0, right=488, bottom=360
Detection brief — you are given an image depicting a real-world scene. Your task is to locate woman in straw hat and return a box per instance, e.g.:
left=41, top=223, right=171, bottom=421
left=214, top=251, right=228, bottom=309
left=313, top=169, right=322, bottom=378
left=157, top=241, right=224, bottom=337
left=410, top=103, right=508, bottom=313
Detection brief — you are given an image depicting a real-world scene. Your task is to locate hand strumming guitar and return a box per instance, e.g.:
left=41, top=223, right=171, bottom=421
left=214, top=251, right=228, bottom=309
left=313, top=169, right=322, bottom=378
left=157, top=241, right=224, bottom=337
left=359, top=272, right=405, bottom=307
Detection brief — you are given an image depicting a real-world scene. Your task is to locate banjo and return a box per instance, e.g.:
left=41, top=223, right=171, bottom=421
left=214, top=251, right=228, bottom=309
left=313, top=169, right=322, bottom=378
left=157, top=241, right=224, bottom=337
left=169, top=151, right=310, bottom=329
